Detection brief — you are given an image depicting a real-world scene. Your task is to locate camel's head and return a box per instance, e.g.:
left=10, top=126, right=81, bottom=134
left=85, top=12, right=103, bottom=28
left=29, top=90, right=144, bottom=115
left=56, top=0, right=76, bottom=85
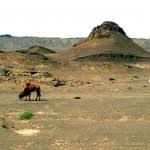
left=19, top=92, right=24, bottom=99
left=19, top=88, right=28, bottom=99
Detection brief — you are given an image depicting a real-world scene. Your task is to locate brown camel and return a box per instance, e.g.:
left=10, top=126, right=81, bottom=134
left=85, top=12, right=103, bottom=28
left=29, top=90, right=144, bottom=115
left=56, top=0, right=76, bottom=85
left=19, top=82, right=41, bottom=101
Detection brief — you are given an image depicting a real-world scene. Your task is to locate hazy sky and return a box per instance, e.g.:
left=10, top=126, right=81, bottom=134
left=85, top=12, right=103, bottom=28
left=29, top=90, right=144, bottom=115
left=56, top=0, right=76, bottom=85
left=0, top=0, right=150, bottom=38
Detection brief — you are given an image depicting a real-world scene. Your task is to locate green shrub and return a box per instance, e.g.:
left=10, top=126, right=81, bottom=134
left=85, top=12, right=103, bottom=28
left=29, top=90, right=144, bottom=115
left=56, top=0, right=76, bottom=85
left=73, top=96, right=81, bottom=99
left=133, top=75, right=139, bottom=79
left=19, top=111, right=33, bottom=120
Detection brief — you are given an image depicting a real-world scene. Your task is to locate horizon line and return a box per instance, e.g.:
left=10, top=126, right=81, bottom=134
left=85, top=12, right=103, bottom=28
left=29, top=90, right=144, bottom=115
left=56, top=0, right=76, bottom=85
left=0, top=34, right=149, bottom=39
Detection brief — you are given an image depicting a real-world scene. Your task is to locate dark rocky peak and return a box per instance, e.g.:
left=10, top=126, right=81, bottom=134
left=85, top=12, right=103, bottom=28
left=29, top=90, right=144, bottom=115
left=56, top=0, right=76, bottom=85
left=88, top=21, right=126, bottom=39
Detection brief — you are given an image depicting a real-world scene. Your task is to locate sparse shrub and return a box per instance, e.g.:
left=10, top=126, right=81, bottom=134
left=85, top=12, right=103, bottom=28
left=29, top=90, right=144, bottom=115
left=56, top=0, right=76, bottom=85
left=73, top=44, right=77, bottom=47
left=2, top=125, right=7, bottom=128
left=109, top=77, right=115, bottom=81
left=128, top=87, right=132, bottom=90
left=73, top=96, right=81, bottom=99
left=127, top=65, right=133, bottom=69
left=124, top=64, right=133, bottom=69
left=133, top=75, right=139, bottom=79
left=19, top=111, right=33, bottom=120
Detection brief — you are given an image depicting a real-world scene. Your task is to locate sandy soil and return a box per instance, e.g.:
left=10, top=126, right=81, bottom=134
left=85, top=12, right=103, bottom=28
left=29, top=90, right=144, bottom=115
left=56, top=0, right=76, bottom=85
left=1, top=84, right=150, bottom=150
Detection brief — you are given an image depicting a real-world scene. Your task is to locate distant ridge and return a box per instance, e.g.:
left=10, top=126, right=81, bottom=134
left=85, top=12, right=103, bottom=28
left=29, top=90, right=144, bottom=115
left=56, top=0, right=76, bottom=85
left=0, top=36, right=84, bottom=51
left=0, top=34, right=13, bottom=38
left=133, top=38, right=150, bottom=52
left=0, top=34, right=150, bottom=53
left=57, top=21, right=150, bottom=61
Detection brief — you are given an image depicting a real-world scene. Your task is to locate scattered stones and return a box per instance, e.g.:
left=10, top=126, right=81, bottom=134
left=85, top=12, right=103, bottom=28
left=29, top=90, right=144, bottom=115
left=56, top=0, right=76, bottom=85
left=1, top=117, right=14, bottom=129
left=42, top=72, right=53, bottom=78
left=67, top=80, right=91, bottom=87
left=0, top=69, right=16, bottom=82
left=119, top=116, right=128, bottom=122
left=51, top=78, right=66, bottom=87
left=1, top=118, right=8, bottom=129
left=0, top=68, right=10, bottom=76
left=13, top=70, right=53, bottom=80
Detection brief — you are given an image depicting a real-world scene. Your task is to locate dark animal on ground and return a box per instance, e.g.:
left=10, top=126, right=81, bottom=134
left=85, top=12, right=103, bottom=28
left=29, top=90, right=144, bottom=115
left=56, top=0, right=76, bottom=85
left=19, top=82, right=41, bottom=101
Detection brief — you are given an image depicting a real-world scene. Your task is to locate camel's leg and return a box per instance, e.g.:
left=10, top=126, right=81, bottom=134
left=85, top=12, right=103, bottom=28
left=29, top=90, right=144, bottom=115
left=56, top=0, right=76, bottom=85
left=35, top=93, right=40, bottom=101
left=35, top=91, right=38, bottom=101
left=35, top=94, right=38, bottom=101
left=38, top=93, right=41, bottom=101
left=38, top=90, right=41, bottom=101
left=29, top=93, right=31, bottom=101
left=36, top=88, right=41, bottom=101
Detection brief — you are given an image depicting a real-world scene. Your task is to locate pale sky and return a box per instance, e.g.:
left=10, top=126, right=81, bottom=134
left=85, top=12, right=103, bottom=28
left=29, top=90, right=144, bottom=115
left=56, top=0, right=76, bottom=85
left=0, top=0, right=150, bottom=38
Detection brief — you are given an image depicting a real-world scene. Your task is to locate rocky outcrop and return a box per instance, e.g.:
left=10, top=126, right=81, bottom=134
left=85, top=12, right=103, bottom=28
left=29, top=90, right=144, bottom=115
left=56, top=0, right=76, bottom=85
left=88, top=21, right=126, bottom=39
left=51, top=78, right=66, bottom=87
left=28, top=46, right=56, bottom=54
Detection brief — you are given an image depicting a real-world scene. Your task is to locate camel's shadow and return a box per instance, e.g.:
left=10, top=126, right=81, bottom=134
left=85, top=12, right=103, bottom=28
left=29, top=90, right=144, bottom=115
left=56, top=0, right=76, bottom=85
left=20, top=99, right=48, bottom=101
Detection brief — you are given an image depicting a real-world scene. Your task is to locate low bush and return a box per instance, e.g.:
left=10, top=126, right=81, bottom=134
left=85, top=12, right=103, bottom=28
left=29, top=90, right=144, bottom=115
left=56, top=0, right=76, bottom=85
left=73, top=96, right=81, bottom=99
left=109, top=77, right=115, bottom=81
left=133, top=75, right=139, bottom=79
left=19, top=111, right=33, bottom=120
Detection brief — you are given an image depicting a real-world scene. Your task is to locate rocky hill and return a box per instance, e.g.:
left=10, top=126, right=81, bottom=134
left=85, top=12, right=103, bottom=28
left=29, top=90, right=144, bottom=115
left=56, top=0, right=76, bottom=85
left=16, top=46, right=56, bottom=55
left=56, top=21, right=150, bottom=61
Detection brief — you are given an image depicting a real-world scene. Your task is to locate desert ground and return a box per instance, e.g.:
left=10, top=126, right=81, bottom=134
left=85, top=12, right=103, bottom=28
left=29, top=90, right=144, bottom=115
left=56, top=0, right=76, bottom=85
left=1, top=60, right=150, bottom=150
